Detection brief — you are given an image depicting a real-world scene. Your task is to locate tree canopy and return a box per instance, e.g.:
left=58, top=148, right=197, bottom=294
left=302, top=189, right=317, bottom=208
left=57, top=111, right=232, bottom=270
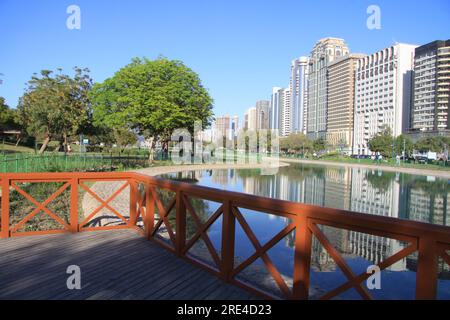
left=367, top=126, right=394, bottom=157
left=280, top=133, right=312, bottom=152
left=89, top=57, right=214, bottom=149
left=17, top=68, right=92, bottom=153
left=0, top=97, right=20, bottom=131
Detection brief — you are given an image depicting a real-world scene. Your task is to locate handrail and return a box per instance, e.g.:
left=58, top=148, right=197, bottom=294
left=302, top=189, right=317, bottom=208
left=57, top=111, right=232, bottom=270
left=1, top=171, right=449, bottom=300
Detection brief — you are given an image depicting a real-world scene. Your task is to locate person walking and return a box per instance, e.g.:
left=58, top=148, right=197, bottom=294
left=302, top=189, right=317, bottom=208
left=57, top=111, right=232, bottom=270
left=396, top=154, right=400, bottom=166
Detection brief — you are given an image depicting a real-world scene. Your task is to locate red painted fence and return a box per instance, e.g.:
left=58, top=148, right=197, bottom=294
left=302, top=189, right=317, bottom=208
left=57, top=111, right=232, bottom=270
left=1, top=171, right=449, bottom=299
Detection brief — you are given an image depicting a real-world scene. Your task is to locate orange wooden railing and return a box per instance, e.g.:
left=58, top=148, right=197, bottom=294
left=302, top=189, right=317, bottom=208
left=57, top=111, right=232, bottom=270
left=1, top=171, right=449, bottom=300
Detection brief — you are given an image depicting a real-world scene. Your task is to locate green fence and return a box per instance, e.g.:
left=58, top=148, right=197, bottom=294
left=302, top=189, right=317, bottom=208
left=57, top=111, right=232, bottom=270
left=0, top=153, right=152, bottom=173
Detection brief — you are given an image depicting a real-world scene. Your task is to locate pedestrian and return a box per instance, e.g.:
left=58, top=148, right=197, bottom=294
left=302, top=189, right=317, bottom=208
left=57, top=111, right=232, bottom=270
left=396, top=154, right=400, bottom=166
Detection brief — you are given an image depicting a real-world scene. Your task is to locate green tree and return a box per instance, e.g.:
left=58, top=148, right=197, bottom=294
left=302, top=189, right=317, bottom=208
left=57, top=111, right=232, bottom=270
left=17, top=68, right=92, bottom=153
left=89, top=57, right=214, bottom=161
left=280, top=133, right=313, bottom=154
left=367, top=126, right=394, bottom=157
left=414, top=136, right=449, bottom=153
left=0, top=97, right=20, bottom=131
left=394, top=134, right=414, bottom=156
left=313, top=137, right=326, bottom=152
left=113, top=128, right=138, bottom=151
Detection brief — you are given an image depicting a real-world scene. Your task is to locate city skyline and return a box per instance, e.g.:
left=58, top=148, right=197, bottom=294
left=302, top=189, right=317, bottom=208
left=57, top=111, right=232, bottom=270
left=1, top=0, right=450, bottom=124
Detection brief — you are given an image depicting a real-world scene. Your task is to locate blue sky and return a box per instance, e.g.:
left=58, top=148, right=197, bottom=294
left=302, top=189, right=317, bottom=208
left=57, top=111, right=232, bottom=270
left=1, top=0, right=449, bottom=124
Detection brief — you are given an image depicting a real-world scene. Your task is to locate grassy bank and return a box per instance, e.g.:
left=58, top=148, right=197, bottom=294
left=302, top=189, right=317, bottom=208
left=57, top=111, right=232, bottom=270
left=281, top=154, right=450, bottom=172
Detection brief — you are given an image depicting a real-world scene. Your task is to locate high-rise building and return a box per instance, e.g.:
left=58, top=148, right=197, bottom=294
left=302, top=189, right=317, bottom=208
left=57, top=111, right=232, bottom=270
left=280, top=88, right=291, bottom=136
left=270, top=87, right=282, bottom=130
left=247, top=107, right=257, bottom=131
left=411, top=40, right=450, bottom=133
left=270, top=87, right=291, bottom=136
left=290, top=57, right=309, bottom=134
left=353, top=43, right=417, bottom=155
left=231, top=115, right=239, bottom=137
left=307, top=37, right=349, bottom=139
left=326, top=53, right=366, bottom=151
left=255, top=100, right=270, bottom=130
left=244, top=113, right=249, bottom=130
left=214, top=114, right=231, bottom=138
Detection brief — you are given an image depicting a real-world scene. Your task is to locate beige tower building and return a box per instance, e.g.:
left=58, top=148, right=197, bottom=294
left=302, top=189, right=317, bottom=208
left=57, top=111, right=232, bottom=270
left=307, top=37, right=349, bottom=139
left=327, top=53, right=366, bottom=152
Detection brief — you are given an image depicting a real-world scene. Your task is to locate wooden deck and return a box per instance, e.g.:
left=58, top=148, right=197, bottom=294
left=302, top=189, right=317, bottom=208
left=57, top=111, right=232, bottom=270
left=0, top=230, right=257, bottom=300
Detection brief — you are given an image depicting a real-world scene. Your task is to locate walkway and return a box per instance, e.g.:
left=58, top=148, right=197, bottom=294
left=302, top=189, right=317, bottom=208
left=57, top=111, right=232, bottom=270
left=0, top=230, right=257, bottom=300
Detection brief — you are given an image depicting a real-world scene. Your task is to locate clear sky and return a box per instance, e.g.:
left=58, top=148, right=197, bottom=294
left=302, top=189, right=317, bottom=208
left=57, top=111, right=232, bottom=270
left=1, top=0, right=449, bottom=124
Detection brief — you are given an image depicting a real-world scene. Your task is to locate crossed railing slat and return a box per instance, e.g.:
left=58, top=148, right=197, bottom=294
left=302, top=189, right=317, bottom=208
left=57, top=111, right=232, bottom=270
left=10, top=181, right=71, bottom=233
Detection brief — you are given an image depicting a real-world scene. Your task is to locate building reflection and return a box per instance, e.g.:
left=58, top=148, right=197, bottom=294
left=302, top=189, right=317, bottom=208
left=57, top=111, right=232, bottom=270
left=162, top=166, right=449, bottom=276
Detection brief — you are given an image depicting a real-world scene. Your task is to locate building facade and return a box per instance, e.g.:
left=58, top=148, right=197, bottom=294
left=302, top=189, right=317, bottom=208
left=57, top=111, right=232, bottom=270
left=255, top=100, right=270, bottom=130
left=307, top=37, right=349, bottom=139
left=270, top=87, right=282, bottom=131
left=290, top=57, right=309, bottom=134
left=214, top=115, right=231, bottom=139
left=353, top=43, right=417, bottom=155
left=326, top=53, right=366, bottom=152
left=411, top=40, right=450, bottom=133
left=231, top=115, right=239, bottom=138
left=247, top=107, right=257, bottom=131
left=270, top=87, right=291, bottom=136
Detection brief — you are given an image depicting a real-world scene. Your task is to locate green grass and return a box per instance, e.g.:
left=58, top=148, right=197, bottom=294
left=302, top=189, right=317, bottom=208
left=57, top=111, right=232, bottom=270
left=282, top=154, right=450, bottom=171
left=0, top=142, right=35, bottom=154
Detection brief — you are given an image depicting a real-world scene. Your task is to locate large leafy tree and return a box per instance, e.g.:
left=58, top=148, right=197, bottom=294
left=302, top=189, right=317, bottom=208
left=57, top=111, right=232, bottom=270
left=414, top=136, right=450, bottom=153
left=367, top=126, right=394, bottom=157
left=280, top=133, right=312, bottom=153
left=18, top=68, right=92, bottom=153
left=89, top=57, right=214, bottom=160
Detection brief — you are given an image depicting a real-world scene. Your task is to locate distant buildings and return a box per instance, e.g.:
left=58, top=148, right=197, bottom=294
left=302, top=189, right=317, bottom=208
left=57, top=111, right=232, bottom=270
left=214, top=114, right=231, bottom=139
left=353, top=43, right=417, bottom=155
left=411, top=40, right=450, bottom=133
left=255, top=100, right=270, bottom=130
left=231, top=115, right=239, bottom=137
left=307, top=38, right=349, bottom=139
left=264, top=37, right=449, bottom=154
left=327, top=53, right=366, bottom=151
left=246, top=107, right=257, bottom=131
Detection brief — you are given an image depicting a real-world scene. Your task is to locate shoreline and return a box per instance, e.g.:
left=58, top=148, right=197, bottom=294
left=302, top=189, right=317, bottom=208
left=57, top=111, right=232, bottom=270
left=133, top=160, right=289, bottom=177
left=277, top=157, right=450, bottom=179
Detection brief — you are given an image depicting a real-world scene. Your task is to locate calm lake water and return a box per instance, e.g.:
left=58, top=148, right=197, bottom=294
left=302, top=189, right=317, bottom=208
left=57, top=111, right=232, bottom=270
left=159, top=163, right=450, bottom=299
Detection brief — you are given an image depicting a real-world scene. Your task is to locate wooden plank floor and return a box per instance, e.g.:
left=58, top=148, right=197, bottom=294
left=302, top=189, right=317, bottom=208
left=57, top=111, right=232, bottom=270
left=0, top=230, right=257, bottom=300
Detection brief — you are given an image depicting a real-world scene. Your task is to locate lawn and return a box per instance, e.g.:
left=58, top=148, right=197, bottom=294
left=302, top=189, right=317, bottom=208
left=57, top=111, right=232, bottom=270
left=0, top=142, right=35, bottom=154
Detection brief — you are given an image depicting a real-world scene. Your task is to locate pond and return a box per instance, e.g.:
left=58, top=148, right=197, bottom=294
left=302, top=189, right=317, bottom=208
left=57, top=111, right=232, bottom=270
left=158, top=163, right=450, bottom=299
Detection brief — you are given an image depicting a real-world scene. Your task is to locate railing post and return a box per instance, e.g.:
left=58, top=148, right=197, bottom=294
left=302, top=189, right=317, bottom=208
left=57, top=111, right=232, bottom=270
left=292, top=215, right=312, bottom=299
left=144, top=183, right=154, bottom=240
left=175, top=190, right=186, bottom=256
left=416, top=236, right=438, bottom=299
left=70, top=177, right=79, bottom=232
left=1, top=178, right=10, bottom=238
left=129, top=179, right=138, bottom=226
left=221, top=200, right=235, bottom=281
